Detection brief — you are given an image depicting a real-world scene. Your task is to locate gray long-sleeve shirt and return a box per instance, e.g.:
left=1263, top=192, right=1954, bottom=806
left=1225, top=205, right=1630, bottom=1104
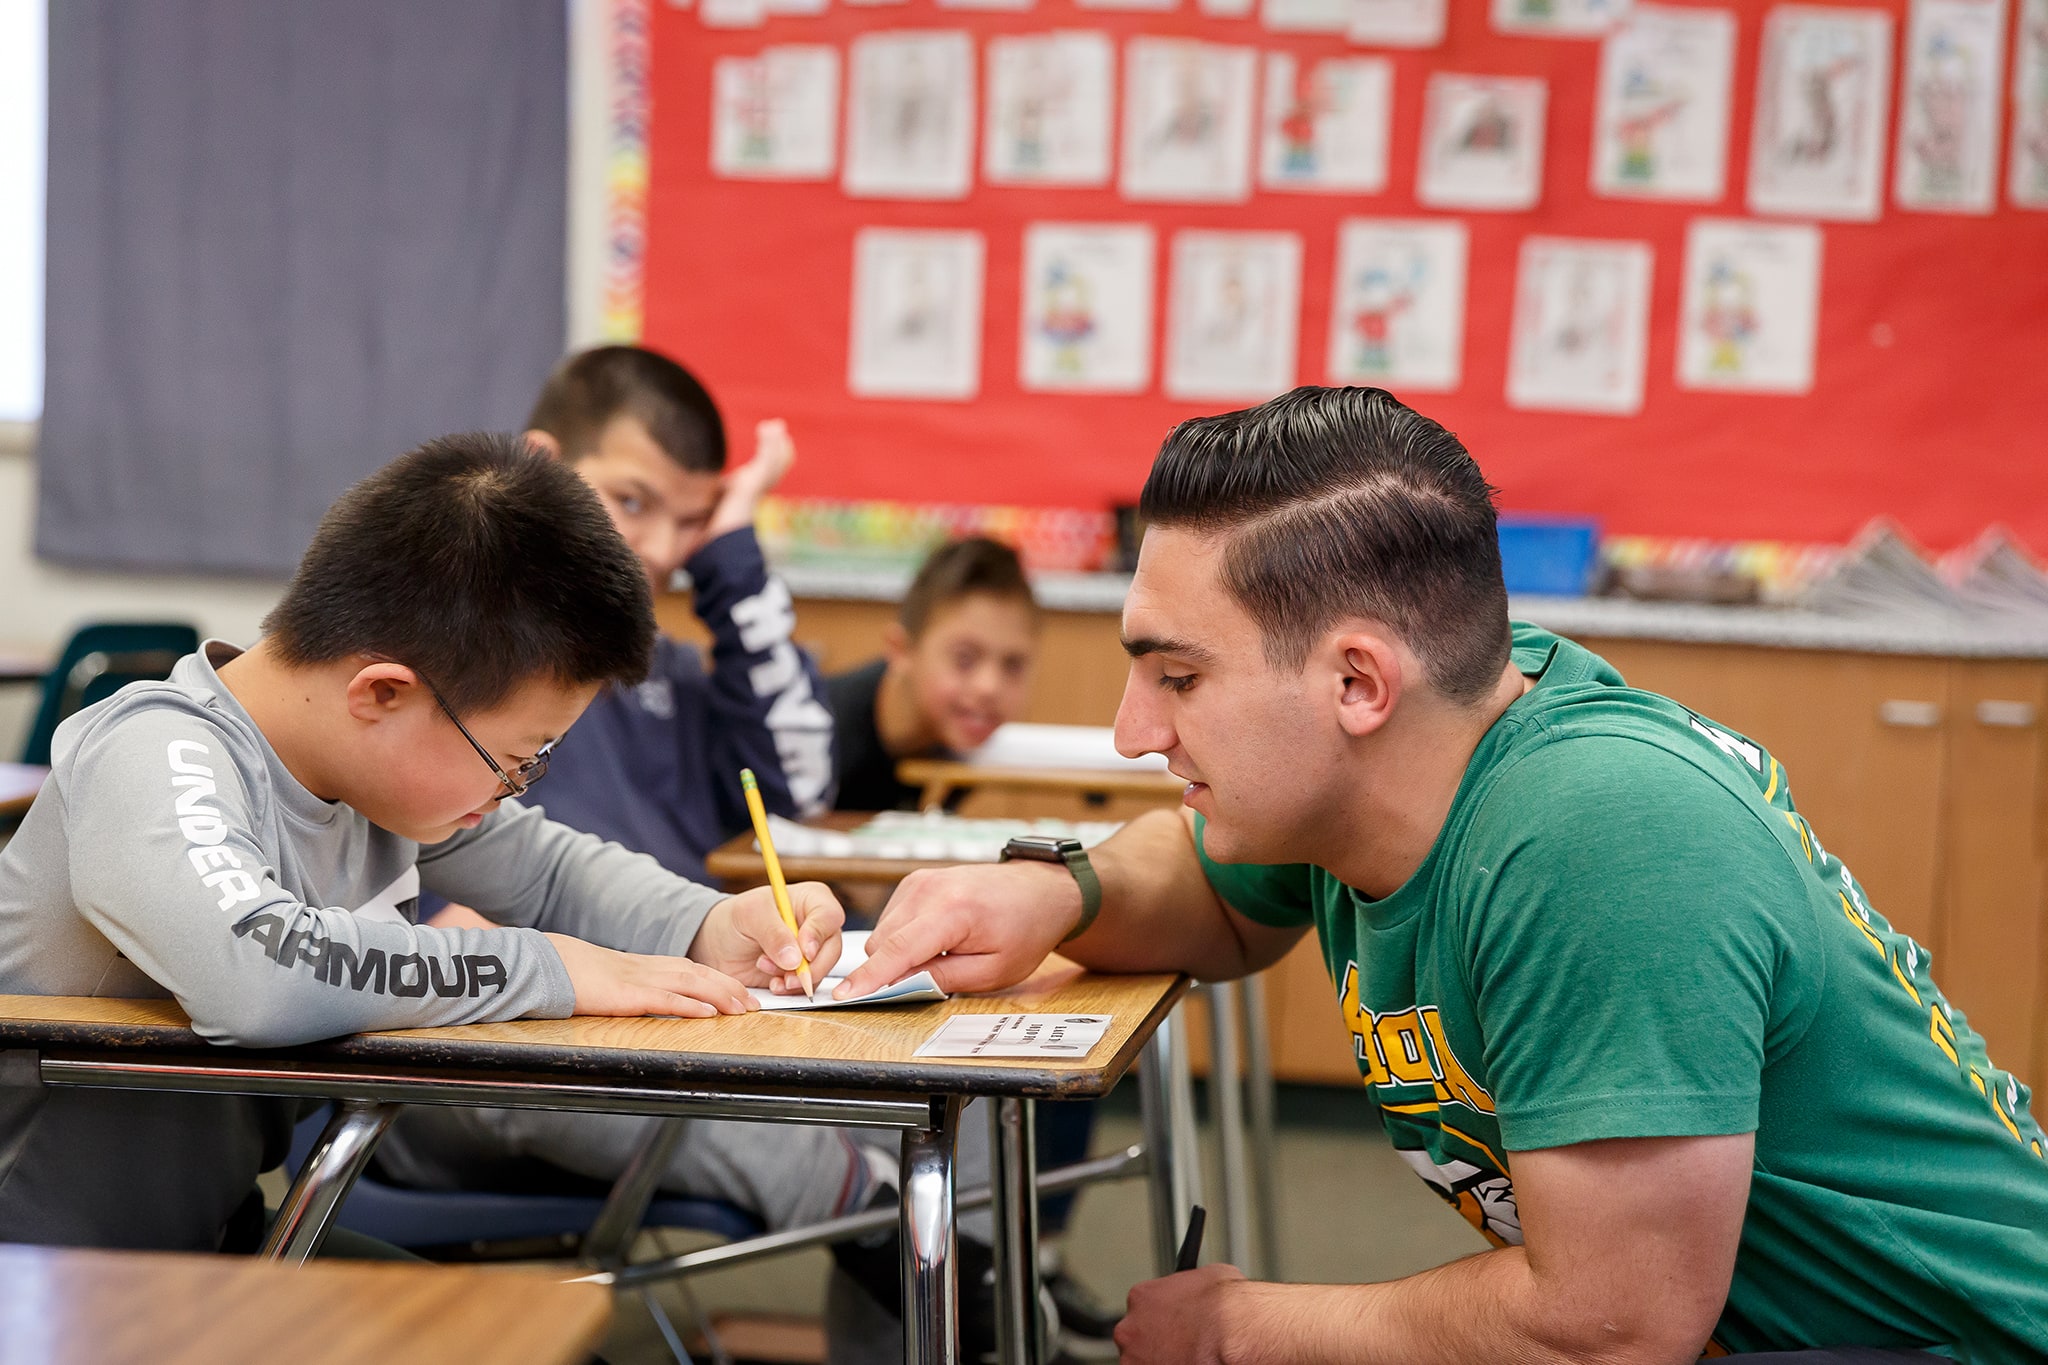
left=0, top=642, right=729, bottom=1249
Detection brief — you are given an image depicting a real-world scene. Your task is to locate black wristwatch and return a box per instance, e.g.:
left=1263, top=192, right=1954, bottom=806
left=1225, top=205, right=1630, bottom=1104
left=999, top=835, right=1102, bottom=943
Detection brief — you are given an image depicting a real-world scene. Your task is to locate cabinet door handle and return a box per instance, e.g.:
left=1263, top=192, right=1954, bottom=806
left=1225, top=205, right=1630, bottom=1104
left=1974, top=700, right=2038, bottom=728
left=1878, top=700, right=1942, bottom=728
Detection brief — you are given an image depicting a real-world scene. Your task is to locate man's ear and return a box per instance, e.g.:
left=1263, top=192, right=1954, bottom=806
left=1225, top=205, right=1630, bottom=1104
left=881, top=621, right=912, bottom=667
left=1331, top=629, right=1404, bottom=739
left=343, top=661, right=428, bottom=726
left=521, top=428, right=563, bottom=461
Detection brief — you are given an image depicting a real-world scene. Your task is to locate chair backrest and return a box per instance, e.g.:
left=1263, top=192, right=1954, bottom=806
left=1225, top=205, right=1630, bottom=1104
left=19, top=622, right=201, bottom=766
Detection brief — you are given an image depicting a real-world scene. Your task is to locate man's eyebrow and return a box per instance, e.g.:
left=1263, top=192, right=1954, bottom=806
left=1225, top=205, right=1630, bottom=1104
left=1121, top=634, right=1217, bottom=665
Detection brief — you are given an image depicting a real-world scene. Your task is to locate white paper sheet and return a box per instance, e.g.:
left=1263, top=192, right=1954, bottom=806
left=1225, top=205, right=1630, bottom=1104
left=1894, top=0, right=2008, bottom=214
left=848, top=228, right=986, bottom=400
left=1262, top=0, right=1351, bottom=32
left=1676, top=219, right=1823, bottom=395
left=1492, top=0, right=1631, bottom=37
left=1348, top=0, right=1447, bottom=47
left=844, top=31, right=977, bottom=200
left=1326, top=218, right=1468, bottom=393
left=1417, top=74, right=1548, bottom=211
left=2012, top=0, right=2048, bottom=207
left=1020, top=223, right=1157, bottom=393
left=711, top=46, right=840, bottom=181
left=1506, top=236, right=1654, bottom=416
left=1590, top=5, right=1736, bottom=202
left=700, top=0, right=769, bottom=29
left=984, top=32, right=1115, bottom=186
left=915, top=1013, right=1114, bottom=1058
left=1121, top=39, right=1259, bottom=202
left=1259, top=54, right=1393, bottom=194
left=1747, top=5, right=1894, bottom=221
left=751, top=931, right=948, bottom=1011
left=1165, top=230, right=1303, bottom=401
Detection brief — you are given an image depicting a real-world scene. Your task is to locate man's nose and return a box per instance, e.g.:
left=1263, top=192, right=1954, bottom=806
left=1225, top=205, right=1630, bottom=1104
left=1113, top=669, right=1171, bottom=759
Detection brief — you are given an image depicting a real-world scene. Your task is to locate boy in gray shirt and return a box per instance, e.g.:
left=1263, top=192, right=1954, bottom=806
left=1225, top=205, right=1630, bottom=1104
left=0, top=433, right=847, bottom=1252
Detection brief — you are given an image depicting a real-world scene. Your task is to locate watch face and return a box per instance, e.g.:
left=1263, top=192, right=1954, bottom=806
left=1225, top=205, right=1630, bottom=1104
left=1007, top=835, right=1082, bottom=860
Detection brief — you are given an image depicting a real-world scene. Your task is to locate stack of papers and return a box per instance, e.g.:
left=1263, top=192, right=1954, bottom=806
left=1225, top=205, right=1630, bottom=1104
left=748, top=930, right=946, bottom=1012
left=1795, top=520, right=1961, bottom=619
left=760, top=810, right=1123, bottom=864
left=1942, top=529, right=2048, bottom=621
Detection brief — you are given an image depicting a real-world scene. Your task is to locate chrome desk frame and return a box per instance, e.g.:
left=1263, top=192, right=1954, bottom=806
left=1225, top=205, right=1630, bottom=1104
left=28, top=1014, right=1199, bottom=1365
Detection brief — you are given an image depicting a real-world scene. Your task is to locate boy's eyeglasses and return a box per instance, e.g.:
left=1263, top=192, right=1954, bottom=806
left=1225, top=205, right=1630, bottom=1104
left=420, top=677, right=553, bottom=799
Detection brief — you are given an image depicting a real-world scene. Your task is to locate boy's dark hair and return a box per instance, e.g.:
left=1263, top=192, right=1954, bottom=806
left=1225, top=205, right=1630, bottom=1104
left=527, top=345, right=727, bottom=473
left=900, top=537, right=1038, bottom=639
left=263, top=433, right=655, bottom=713
left=1138, top=386, right=1510, bottom=703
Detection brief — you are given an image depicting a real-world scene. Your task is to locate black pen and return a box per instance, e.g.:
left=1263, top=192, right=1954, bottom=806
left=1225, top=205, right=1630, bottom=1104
left=1175, top=1204, right=1207, bottom=1272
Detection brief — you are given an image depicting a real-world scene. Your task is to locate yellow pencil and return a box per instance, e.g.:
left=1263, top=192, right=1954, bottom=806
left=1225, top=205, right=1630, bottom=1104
left=739, top=768, right=815, bottom=1001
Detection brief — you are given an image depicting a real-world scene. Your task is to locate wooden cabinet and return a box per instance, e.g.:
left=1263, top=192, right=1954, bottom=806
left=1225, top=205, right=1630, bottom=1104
left=667, top=589, right=2048, bottom=1094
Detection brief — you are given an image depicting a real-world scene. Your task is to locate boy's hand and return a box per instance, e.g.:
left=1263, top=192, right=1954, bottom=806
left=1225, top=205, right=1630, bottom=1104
left=543, top=934, right=757, bottom=1017
left=705, top=418, right=796, bottom=542
left=690, top=881, right=845, bottom=992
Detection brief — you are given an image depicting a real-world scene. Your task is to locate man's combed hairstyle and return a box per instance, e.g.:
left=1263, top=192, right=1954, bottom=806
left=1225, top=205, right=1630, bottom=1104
left=527, top=345, right=727, bottom=473
left=262, top=433, right=656, bottom=713
left=1139, top=386, right=1511, bottom=704
left=900, top=537, right=1039, bottom=638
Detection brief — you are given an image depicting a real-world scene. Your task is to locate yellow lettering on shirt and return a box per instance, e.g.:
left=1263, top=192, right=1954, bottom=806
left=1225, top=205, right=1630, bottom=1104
left=1423, top=1007, right=1498, bottom=1115
left=1888, top=951, right=1923, bottom=1005
left=1376, top=1009, right=1435, bottom=1085
left=1335, top=961, right=1497, bottom=1115
left=1930, top=1007, right=1960, bottom=1067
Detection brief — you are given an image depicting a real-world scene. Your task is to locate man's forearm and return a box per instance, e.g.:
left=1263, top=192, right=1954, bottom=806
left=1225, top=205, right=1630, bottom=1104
left=1219, top=1250, right=1701, bottom=1365
left=1062, top=808, right=1265, bottom=981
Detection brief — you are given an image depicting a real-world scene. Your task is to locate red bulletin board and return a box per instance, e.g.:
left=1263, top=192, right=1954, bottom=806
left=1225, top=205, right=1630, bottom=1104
left=640, top=0, right=2048, bottom=552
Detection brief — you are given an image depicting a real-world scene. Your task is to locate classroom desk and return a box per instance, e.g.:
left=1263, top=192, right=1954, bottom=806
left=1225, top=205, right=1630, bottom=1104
left=704, top=810, right=959, bottom=886
left=897, top=758, right=1187, bottom=813
left=0, top=649, right=48, bottom=686
left=0, top=1242, right=610, bottom=1365
left=0, top=762, right=48, bottom=818
left=0, top=962, right=1188, bottom=1365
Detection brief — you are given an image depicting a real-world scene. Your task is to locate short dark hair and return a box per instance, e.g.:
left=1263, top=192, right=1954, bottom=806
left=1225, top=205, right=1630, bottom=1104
left=263, top=433, right=655, bottom=713
left=527, top=345, right=727, bottom=473
left=1138, top=386, right=1510, bottom=703
left=900, top=537, right=1038, bottom=639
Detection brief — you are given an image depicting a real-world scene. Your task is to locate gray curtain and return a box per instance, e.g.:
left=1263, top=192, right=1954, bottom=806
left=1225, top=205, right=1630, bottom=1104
left=37, top=1, right=568, bottom=574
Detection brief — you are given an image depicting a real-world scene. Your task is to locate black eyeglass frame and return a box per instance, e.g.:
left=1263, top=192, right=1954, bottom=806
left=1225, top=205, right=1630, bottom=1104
left=420, top=677, right=554, bottom=799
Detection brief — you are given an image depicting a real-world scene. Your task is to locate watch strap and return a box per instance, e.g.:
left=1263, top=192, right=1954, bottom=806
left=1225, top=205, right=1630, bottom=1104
left=1058, top=846, right=1102, bottom=943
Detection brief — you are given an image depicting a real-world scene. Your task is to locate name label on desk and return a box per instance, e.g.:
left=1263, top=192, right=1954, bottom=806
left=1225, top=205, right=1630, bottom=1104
left=915, top=1013, right=1112, bottom=1058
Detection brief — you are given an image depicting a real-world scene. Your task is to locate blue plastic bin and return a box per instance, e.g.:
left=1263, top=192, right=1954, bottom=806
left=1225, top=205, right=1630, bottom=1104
left=1497, top=516, right=1600, bottom=597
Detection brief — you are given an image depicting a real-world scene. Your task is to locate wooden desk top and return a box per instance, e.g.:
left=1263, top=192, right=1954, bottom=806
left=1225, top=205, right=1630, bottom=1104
left=705, top=812, right=958, bottom=888
left=897, top=758, right=1186, bottom=799
left=0, top=1243, right=609, bottom=1365
left=0, top=959, right=1187, bottom=1100
left=0, top=763, right=48, bottom=818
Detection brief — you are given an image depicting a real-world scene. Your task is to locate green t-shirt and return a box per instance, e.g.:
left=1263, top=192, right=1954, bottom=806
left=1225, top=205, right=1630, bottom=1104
left=1198, top=624, right=2048, bottom=1361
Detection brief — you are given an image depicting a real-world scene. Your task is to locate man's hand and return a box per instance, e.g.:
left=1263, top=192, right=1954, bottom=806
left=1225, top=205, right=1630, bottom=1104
left=1114, top=1264, right=1250, bottom=1365
left=691, top=880, right=846, bottom=991
left=543, top=934, right=757, bottom=1017
left=831, top=860, right=1082, bottom=999
left=704, top=418, right=796, bottom=542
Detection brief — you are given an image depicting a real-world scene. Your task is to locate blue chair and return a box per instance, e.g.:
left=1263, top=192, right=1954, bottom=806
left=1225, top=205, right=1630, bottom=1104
left=19, top=622, right=199, bottom=766
left=287, top=1109, right=765, bottom=1364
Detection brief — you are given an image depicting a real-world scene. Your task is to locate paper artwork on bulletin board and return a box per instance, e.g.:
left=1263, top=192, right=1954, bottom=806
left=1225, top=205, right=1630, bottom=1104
left=701, top=0, right=768, bottom=31
left=848, top=228, right=986, bottom=399
left=1417, top=74, right=1548, bottom=210
left=940, top=0, right=1033, bottom=10
left=843, top=31, right=977, bottom=200
left=711, top=46, right=841, bottom=181
left=1747, top=6, right=1893, bottom=221
left=1020, top=224, right=1157, bottom=392
left=1894, top=0, right=2008, bottom=214
left=1262, top=0, right=1350, bottom=34
left=1165, top=230, right=1304, bottom=400
left=1326, top=218, right=1468, bottom=392
left=764, top=0, right=829, bottom=14
left=1591, top=5, right=1735, bottom=202
left=2008, top=0, right=2048, bottom=207
left=1197, top=0, right=1254, bottom=15
left=1507, top=236, right=1653, bottom=415
left=1079, top=0, right=1180, bottom=11
left=1121, top=39, right=1259, bottom=201
left=985, top=32, right=1115, bottom=186
left=1677, top=219, right=1823, bottom=394
left=1259, top=54, right=1393, bottom=193
left=843, top=0, right=907, bottom=7
left=1349, top=0, right=1447, bottom=48
left=1492, top=0, right=1631, bottom=39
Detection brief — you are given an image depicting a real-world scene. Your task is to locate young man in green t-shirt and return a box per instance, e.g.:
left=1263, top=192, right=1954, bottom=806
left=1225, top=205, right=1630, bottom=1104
left=835, top=387, right=2048, bottom=1362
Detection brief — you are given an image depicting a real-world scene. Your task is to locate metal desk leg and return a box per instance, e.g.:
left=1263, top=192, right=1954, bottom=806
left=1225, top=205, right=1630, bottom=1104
left=1138, top=1003, right=1203, bottom=1276
left=260, top=1098, right=401, bottom=1263
left=989, top=1097, right=1043, bottom=1365
left=1241, top=972, right=1281, bottom=1282
left=580, top=1115, right=691, bottom=1271
left=1205, top=981, right=1254, bottom=1271
left=902, top=1096, right=964, bottom=1365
